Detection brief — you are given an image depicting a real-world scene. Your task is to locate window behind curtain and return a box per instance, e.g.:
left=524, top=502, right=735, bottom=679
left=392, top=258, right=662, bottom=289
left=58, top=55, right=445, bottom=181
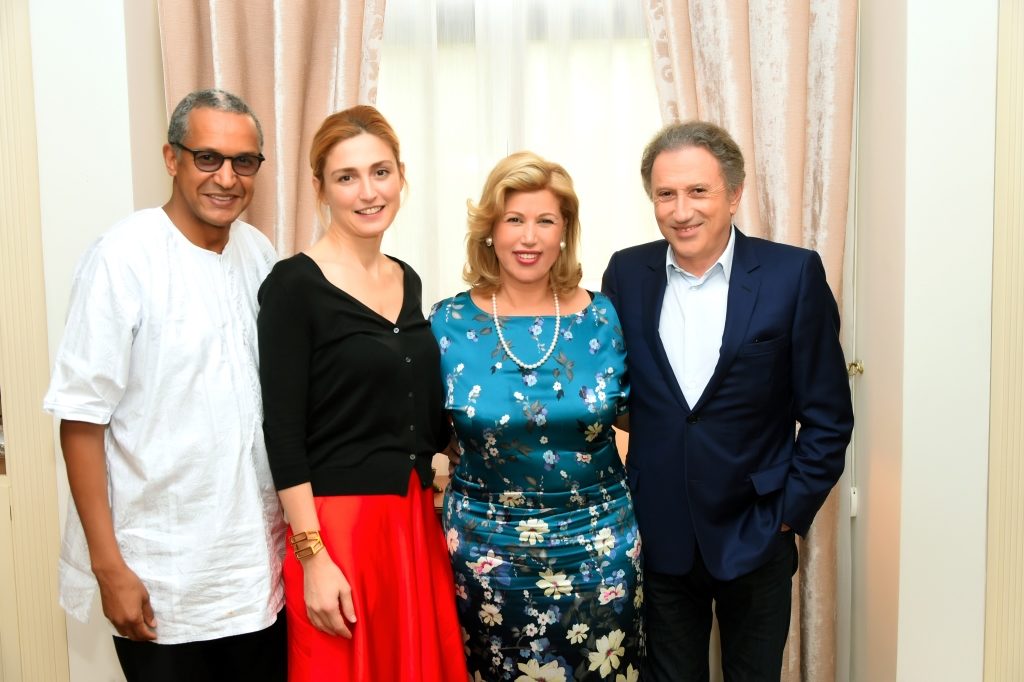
left=376, top=0, right=662, bottom=308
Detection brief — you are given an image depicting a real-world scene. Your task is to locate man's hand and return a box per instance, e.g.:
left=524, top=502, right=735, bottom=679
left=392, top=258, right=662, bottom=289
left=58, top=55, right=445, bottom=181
left=94, top=562, right=157, bottom=640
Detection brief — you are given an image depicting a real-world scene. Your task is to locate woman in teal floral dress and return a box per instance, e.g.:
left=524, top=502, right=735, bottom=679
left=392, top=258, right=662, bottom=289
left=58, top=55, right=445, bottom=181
left=430, top=152, right=642, bottom=681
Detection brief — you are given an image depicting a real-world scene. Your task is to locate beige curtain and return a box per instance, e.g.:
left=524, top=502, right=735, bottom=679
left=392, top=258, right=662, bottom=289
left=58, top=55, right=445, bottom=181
left=643, top=1, right=857, bottom=680
left=157, top=0, right=387, bottom=254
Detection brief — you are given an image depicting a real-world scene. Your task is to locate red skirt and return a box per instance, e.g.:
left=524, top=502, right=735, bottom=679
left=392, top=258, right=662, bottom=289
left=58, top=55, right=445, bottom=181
left=284, top=474, right=467, bottom=681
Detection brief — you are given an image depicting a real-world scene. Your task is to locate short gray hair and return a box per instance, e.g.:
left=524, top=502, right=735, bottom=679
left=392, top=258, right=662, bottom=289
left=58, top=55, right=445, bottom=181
left=167, top=89, right=264, bottom=150
left=640, top=120, right=745, bottom=198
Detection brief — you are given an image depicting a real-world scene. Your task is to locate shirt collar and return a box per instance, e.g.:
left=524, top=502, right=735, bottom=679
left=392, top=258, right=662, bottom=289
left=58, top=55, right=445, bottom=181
left=665, top=225, right=737, bottom=283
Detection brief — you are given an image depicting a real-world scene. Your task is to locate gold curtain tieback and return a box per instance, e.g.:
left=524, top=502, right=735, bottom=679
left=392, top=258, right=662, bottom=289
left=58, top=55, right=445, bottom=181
left=289, top=530, right=324, bottom=560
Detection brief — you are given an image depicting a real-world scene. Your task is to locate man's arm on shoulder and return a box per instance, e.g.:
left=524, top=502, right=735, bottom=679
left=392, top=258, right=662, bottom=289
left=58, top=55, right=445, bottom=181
left=782, top=252, right=854, bottom=534
left=61, top=420, right=156, bottom=640
left=601, top=251, right=621, bottom=310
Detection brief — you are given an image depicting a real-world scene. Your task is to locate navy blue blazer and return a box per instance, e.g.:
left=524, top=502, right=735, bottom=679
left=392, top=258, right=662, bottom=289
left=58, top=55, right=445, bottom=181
left=602, top=230, right=853, bottom=580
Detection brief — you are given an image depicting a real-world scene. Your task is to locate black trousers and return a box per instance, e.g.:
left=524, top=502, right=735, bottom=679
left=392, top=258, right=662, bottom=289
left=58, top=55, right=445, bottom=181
left=112, top=610, right=287, bottom=682
left=643, top=533, right=798, bottom=682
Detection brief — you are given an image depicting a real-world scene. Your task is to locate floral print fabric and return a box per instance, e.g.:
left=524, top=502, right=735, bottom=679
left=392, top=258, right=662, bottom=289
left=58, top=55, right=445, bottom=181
left=430, top=291, right=643, bottom=681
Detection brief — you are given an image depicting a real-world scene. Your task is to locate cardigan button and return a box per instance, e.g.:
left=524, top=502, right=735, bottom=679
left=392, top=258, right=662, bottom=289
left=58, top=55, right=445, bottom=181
left=686, top=415, right=700, bottom=424
left=394, top=327, right=400, bottom=333
left=409, top=454, right=416, bottom=460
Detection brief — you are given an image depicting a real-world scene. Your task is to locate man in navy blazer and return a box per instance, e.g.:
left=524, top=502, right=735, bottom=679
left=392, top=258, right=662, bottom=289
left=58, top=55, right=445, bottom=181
left=602, top=121, right=853, bottom=681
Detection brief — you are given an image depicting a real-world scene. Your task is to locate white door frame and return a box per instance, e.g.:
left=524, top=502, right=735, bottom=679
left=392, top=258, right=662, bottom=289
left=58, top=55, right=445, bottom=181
left=0, top=1, right=70, bottom=680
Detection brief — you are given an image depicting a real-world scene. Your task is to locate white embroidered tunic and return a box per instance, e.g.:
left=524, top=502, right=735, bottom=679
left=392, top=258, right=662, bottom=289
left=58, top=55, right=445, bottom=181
left=44, top=208, right=285, bottom=644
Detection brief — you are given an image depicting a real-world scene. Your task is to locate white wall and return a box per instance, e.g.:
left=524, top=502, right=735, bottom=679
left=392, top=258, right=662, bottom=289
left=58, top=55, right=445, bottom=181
left=896, top=0, right=995, bottom=677
left=29, top=0, right=166, bottom=679
left=34, top=0, right=133, bottom=354
left=851, top=1, right=997, bottom=680
left=850, top=1, right=908, bottom=677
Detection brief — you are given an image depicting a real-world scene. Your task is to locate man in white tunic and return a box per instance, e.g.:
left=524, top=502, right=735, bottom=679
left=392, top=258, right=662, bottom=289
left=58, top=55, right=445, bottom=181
left=44, top=89, right=286, bottom=681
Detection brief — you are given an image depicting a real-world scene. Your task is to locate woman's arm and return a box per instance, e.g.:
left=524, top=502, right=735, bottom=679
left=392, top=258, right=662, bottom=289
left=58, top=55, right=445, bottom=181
left=278, top=484, right=357, bottom=638
left=258, top=267, right=356, bottom=637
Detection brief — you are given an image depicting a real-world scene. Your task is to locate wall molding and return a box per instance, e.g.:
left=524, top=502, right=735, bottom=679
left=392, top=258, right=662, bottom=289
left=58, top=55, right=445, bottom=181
left=985, top=1, right=1024, bottom=677
left=0, top=0, right=70, bottom=679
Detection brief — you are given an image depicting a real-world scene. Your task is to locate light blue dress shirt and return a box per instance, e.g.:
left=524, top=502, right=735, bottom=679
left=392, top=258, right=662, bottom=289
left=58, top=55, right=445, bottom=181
left=658, top=227, right=736, bottom=408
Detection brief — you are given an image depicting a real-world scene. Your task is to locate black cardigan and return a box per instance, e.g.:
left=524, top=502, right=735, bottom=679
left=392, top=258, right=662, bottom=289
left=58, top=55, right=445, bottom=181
left=257, top=253, right=448, bottom=495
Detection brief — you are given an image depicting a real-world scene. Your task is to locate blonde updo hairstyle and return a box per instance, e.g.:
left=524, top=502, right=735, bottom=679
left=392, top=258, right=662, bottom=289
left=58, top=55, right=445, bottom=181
left=309, top=105, right=405, bottom=230
left=464, top=151, right=582, bottom=295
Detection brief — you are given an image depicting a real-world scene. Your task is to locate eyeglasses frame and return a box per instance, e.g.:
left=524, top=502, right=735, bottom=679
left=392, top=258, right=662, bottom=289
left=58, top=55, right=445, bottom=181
left=171, top=142, right=266, bottom=176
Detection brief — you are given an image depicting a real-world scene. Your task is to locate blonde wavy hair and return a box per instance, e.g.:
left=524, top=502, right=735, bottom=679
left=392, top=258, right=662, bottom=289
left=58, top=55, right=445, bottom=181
left=464, top=151, right=582, bottom=295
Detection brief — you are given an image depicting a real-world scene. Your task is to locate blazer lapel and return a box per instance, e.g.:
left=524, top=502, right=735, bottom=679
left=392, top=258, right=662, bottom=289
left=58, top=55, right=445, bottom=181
left=692, top=230, right=760, bottom=412
left=641, top=244, right=690, bottom=411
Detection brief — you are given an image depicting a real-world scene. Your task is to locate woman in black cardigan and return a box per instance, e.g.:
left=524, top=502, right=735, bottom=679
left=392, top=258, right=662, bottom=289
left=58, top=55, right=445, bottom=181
left=257, top=105, right=465, bottom=682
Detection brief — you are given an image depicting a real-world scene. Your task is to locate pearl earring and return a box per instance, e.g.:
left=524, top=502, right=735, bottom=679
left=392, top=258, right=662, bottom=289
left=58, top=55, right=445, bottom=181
left=559, top=240, right=566, bottom=250
left=485, top=236, right=493, bottom=247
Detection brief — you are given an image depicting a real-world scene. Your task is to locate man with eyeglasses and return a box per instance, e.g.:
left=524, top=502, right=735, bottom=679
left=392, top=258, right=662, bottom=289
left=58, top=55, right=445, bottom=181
left=44, top=89, right=286, bottom=681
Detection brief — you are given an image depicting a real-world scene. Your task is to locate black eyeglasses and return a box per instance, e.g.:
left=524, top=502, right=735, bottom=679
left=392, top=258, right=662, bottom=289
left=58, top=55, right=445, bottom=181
left=172, top=142, right=265, bottom=176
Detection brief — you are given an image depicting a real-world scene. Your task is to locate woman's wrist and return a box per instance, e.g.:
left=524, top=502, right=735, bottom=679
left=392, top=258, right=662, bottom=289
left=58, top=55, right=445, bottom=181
left=290, top=529, right=325, bottom=560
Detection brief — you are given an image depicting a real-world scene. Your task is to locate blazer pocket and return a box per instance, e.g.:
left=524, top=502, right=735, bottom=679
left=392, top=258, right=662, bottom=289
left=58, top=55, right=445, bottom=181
left=737, top=334, right=789, bottom=357
left=749, top=460, right=791, bottom=495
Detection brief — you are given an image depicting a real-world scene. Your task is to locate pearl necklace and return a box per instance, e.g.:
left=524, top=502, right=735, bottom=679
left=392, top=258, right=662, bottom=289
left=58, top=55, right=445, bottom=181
left=491, top=291, right=561, bottom=370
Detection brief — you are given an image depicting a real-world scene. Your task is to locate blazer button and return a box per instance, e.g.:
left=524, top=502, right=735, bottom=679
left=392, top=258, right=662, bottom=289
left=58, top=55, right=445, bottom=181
left=686, top=415, right=700, bottom=424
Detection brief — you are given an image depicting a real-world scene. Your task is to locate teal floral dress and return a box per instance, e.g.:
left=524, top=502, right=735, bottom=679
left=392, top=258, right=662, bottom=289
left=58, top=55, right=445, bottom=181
left=430, top=291, right=642, bottom=682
